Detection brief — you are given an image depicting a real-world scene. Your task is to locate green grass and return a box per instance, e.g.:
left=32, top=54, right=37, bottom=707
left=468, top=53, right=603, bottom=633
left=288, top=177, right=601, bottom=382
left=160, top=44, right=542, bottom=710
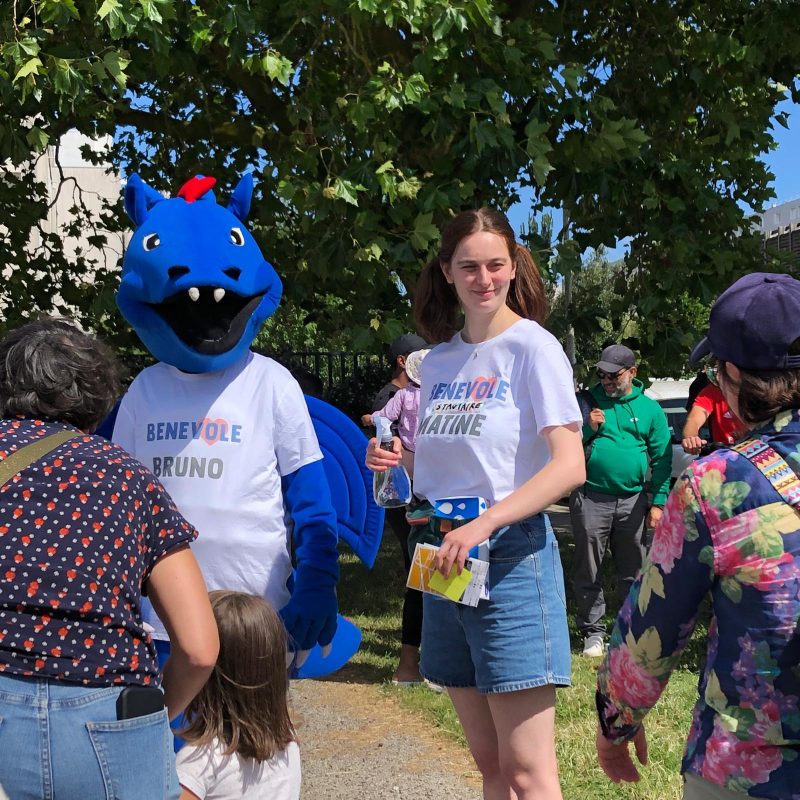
left=336, top=507, right=707, bottom=800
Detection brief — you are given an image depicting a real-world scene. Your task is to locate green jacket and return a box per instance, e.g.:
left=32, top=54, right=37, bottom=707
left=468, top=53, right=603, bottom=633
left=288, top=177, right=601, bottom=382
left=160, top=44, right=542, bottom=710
left=582, top=379, right=672, bottom=506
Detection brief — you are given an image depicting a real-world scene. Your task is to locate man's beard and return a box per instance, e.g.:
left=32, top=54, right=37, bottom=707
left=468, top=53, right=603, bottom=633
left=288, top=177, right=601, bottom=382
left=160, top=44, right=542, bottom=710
left=604, top=377, right=633, bottom=398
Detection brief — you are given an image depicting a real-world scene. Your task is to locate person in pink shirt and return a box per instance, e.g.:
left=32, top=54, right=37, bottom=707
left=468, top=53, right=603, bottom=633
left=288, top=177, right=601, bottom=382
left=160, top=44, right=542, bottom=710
left=363, top=348, right=428, bottom=476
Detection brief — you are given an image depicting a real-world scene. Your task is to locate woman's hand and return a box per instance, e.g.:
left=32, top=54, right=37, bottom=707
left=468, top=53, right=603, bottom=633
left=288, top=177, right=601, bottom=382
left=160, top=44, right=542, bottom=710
left=596, top=724, right=648, bottom=783
left=365, top=435, right=402, bottom=472
left=434, top=515, right=494, bottom=578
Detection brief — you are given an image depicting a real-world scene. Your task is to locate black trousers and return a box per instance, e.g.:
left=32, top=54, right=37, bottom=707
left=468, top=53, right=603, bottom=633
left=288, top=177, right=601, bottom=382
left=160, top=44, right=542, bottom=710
left=385, top=506, right=423, bottom=648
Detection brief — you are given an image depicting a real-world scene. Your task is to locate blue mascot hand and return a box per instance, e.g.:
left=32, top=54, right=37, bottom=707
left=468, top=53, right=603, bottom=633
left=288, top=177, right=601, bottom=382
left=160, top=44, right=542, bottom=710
left=280, top=566, right=338, bottom=655
left=280, top=461, right=339, bottom=664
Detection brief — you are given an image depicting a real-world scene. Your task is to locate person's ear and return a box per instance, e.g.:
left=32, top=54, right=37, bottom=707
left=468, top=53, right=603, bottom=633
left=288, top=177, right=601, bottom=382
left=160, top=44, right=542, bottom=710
left=722, top=362, right=740, bottom=383
left=440, top=259, right=453, bottom=284
left=630, top=366, right=637, bottom=377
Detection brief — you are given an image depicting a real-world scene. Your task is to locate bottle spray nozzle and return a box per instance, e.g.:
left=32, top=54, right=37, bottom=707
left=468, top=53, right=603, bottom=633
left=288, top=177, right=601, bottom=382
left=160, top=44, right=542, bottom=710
left=374, top=416, right=392, bottom=445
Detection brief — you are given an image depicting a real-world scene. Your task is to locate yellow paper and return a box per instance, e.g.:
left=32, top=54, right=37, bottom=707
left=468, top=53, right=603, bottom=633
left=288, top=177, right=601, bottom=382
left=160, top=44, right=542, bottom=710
left=407, top=544, right=488, bottom=606
left=429, top=566, right=472, bottom=602
left=407, top=544, right=437, bottom=593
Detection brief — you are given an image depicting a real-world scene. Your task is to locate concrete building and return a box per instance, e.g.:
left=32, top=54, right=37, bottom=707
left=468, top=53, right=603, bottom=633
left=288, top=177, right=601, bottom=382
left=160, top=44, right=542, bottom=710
left=760, top=198, right=800, bottom=261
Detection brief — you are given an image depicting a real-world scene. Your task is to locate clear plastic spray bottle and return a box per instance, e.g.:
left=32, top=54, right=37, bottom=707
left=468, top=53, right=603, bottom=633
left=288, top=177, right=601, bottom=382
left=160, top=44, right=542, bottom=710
left=372, top=416, right=412, bottom=507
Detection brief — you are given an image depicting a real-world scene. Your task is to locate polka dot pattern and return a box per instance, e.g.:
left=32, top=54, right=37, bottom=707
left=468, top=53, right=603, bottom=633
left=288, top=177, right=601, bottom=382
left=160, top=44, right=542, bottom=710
left=0, top=419, right=197, bottom=686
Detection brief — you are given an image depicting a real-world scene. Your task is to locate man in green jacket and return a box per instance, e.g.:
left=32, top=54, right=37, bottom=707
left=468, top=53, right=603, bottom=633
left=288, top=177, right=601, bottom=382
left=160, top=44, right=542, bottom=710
left=570, top=344, right=671, bottom=657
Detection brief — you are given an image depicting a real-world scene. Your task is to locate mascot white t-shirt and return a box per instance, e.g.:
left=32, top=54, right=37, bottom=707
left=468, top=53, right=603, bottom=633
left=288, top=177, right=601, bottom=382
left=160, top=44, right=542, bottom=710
left=113, top=352, right=322, bottom=639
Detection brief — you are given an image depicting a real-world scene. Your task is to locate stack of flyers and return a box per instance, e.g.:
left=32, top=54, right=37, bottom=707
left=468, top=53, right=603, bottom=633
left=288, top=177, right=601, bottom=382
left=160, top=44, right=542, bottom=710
left=406, top=543, right=489, bottom=607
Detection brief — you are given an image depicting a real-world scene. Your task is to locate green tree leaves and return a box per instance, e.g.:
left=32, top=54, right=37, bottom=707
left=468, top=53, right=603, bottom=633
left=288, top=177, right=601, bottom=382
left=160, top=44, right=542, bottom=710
left=0, top=0, right=798, bottom=365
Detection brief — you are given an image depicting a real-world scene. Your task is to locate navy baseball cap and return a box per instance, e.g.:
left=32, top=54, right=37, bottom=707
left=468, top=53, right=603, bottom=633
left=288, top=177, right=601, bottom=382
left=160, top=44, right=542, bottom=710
left=389, top=334, right=427, bottom=361
left=690, top=272, right=800, bottom=370
left=596, top=344, right=636, bottom=373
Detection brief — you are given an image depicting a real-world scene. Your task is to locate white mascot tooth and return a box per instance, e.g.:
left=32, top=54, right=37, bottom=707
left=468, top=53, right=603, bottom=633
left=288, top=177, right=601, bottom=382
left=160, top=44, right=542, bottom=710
left=213, top=288, right=226, bottom=303
left=188, top=287, right=200, bottom=302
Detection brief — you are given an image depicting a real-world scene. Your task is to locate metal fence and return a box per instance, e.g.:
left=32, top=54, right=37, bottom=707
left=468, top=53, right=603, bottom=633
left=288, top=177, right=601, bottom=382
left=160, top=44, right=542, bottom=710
left=256, top=350, right=391, bottom=395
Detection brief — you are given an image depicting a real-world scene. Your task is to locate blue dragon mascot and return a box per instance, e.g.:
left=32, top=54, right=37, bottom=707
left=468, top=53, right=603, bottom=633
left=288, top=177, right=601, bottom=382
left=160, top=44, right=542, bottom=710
left=112, top=172, right=381, bottom=675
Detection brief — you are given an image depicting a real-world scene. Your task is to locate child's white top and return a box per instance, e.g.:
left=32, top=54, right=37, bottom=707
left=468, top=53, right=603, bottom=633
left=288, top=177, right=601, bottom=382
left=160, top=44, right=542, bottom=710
left=176, top=738, right=300, bottom=799
left=413, top=319, right=581, bottom=505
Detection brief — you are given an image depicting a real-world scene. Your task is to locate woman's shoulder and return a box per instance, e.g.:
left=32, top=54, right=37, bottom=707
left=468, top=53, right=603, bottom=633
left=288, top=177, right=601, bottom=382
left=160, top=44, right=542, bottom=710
left=81, top=435, right=152, bottom=475
left=81, top=438, right=183, bottom=509
left=418, top=338, right=456, bottom=380
left=500, top=321, right=571, bottom=374
left=507, top=318, right=563, bottom=350
left=44, top=432, right=143, bottom=482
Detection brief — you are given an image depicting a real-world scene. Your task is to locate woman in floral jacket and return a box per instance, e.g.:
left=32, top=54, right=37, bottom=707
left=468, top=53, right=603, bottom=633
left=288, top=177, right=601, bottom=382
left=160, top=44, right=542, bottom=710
left=595, top=272, right=800, bottom=800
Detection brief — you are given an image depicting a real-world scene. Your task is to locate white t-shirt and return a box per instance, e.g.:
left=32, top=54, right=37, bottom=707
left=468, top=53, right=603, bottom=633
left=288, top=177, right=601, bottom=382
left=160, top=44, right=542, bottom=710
left=113, top=352, right=322, bottom=639
left=176, top=739, right=301, bottom=800
left=413, top=319, right=581, bottom=505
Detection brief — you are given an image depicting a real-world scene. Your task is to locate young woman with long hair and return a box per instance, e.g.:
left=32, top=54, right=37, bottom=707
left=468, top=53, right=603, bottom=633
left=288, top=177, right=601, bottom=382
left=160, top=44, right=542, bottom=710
left=368, top=208, right=585, bottom=799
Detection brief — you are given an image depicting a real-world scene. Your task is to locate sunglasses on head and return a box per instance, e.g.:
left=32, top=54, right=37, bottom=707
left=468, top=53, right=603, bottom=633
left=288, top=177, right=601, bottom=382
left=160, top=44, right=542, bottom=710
left=596, top=367, right=628, bottom=381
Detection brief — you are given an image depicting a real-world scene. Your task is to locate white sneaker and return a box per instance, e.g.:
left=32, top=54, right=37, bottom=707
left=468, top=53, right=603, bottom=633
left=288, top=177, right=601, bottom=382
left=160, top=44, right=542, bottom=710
left=582, top=634, right=604, bottom=657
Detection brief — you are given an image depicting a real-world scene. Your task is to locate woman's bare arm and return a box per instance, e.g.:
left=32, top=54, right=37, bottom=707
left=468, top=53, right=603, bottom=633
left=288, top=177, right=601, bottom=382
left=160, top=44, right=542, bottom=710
left=147, top=546, right=219, bottom=720
left=435, top=423, right=585, bottom=575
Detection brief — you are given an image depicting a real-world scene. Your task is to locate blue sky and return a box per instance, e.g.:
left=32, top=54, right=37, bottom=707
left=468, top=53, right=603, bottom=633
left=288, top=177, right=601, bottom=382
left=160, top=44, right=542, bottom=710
left=761, top=98, right=800, bottom=211
left=507, top=97, right=800, bottom=261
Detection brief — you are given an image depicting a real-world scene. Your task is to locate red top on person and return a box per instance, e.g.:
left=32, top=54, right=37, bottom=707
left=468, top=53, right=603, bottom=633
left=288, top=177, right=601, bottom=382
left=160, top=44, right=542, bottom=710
left=692, top=384, right=745, bottom=444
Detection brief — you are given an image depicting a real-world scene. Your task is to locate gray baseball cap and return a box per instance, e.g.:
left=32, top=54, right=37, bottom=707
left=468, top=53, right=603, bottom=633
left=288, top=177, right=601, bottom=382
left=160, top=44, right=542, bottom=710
left=389, top=334, right=427, bottom=361
left=596, top=344, right=636, bottom=373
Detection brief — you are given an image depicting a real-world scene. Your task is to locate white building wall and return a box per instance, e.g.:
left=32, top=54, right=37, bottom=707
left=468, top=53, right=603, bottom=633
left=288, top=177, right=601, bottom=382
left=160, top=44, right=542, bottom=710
left=28, top=129, right=125, bottom=273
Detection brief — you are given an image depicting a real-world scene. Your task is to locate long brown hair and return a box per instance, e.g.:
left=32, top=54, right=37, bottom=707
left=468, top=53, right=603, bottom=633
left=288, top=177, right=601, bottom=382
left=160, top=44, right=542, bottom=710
left=180, top=591, right=295, bottom=762
left=413, top=208, right=548, bottom=344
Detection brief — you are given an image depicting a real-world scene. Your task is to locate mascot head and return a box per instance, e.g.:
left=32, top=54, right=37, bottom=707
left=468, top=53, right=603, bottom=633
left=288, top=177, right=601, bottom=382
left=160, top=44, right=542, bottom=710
left=118, top=172, right=283, bottom=373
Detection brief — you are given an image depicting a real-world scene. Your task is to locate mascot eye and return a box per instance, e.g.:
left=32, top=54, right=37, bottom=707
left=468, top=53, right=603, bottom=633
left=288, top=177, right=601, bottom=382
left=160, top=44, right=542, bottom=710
left=230, top=227, right=245, bottom=246
left=143, top=233, right=161, bottom=251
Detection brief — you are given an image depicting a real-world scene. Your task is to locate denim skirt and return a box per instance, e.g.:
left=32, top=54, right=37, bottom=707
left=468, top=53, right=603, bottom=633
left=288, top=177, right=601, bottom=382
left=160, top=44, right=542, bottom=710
left=0, top=672, right=179, bottom=799
left=419, top=513, right=571, bottom=693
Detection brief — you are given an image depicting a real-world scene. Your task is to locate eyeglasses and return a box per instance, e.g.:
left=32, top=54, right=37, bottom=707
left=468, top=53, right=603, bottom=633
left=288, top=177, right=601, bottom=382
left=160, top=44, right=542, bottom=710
left=704, top=359, right=719, bottom=387
left=596, top=368, right=628, bottom=381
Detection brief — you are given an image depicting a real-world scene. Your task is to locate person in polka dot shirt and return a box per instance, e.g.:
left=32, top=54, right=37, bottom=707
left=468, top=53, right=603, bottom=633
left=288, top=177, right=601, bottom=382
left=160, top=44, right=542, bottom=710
left=0, top=318, right=219, bottom=799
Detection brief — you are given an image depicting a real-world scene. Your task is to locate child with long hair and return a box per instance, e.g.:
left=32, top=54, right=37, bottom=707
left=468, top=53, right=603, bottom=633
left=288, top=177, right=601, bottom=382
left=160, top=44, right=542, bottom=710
left=176, top=591, right=300, bottom=800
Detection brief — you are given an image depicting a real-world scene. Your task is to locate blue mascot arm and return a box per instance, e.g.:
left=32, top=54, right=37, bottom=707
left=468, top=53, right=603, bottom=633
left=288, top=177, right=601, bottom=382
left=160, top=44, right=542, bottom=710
left=280, top=460, right=339, bottom=651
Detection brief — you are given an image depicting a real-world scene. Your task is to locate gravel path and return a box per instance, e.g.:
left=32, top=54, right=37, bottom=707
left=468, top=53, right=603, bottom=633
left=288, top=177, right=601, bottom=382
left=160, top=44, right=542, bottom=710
left=291, top=678, right=480, bottom=800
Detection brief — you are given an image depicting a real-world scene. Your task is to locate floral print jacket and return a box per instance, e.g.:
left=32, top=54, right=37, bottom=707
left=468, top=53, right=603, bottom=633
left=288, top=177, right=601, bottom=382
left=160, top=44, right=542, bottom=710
left=597, top=411, right=800, bottom=799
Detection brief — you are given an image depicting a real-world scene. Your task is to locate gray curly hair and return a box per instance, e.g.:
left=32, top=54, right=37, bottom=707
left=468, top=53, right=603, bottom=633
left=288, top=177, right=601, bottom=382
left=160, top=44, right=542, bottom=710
left=0, top=317, right=121, bottom=432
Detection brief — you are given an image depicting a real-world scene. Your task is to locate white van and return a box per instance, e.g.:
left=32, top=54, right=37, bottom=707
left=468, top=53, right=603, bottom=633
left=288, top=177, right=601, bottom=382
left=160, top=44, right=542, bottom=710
left=644, top=378, right=709, bottom=482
